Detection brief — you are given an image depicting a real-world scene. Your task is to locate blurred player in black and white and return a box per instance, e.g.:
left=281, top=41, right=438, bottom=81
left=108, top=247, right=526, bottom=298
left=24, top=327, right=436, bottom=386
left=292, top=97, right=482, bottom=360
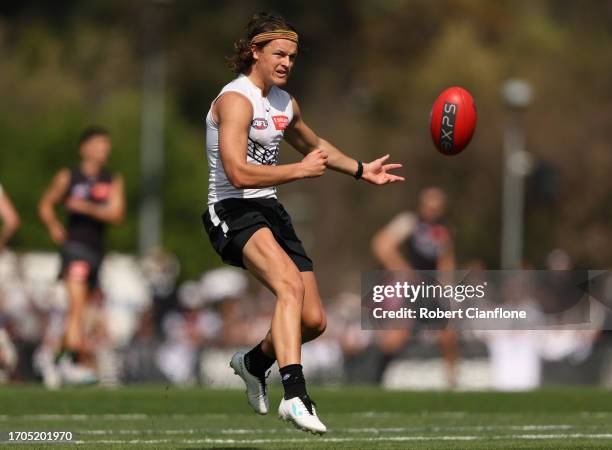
left=202, top=12, right=404, bottom=434
left=39, top=127, right=125, bottom=384
left=0, top=183, right=20, bottom=379
left=371, top=187, right=459, bottom=387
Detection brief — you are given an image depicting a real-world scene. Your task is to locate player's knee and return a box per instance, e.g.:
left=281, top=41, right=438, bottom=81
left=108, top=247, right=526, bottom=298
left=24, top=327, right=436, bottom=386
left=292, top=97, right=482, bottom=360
left=276, top=273, right=305, bottom=306
left=66, top=260, right=91, bottom=284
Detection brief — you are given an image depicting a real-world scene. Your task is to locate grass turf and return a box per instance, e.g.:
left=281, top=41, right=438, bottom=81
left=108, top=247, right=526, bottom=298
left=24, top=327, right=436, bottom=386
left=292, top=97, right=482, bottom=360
left=1, top=385, right=612, bottom=448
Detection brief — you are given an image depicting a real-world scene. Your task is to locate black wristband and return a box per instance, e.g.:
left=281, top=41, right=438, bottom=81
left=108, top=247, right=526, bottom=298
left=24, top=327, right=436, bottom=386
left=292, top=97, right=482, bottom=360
left=354, top=160, right=363, bottom=180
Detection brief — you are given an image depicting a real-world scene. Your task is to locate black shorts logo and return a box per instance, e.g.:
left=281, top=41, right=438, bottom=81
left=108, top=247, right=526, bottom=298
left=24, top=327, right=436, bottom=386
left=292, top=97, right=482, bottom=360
left=439, top=102, right=457, bottom=153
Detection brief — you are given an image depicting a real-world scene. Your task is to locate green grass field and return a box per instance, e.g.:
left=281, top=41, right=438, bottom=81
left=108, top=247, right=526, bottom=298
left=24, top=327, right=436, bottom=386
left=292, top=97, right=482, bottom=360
left=1, top=386, right=612, bottom=448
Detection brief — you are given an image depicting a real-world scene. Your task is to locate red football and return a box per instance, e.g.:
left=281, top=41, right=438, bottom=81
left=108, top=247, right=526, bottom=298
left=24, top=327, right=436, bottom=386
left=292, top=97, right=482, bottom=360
left=430, top=87, right=477, bottom=155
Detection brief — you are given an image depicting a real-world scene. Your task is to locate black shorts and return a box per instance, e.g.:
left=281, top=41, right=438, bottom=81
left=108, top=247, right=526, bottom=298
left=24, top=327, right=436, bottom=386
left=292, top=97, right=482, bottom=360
left=59, top=241, right=104, bottom=289
left=202, top=198, right=313, bottom=272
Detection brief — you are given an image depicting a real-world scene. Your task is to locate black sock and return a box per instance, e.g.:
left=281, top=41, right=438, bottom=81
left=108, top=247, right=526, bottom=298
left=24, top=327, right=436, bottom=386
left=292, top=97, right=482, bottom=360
left=55, top=349, right=78, bottom=364
left=280, top=364, right=307, bottom=400
left=244, top=341, right=275, bottom=378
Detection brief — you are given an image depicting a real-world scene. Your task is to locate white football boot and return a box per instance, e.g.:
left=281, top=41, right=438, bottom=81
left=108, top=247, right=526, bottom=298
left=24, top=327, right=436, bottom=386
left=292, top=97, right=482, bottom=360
left=229, top=351, right=269, bottom=415
left=278, top=395, right=327, bottom=435
left=57, top=356, right=98, bottom=385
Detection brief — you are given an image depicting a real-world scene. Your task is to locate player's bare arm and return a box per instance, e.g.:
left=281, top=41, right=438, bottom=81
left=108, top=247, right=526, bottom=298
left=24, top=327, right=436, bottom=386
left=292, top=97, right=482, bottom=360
left=0, top=190, right=20, bottom=251
left=38, top=168, right=70, bottom=244
left=436, top=240, right=455, bottom=271
left=215, top=92, right=326, bottom=189
left=285, top=97, right=405, bottom=185
left=371, top=218, right=414, bottom=271
left=64, top=175, right=125, bottom=224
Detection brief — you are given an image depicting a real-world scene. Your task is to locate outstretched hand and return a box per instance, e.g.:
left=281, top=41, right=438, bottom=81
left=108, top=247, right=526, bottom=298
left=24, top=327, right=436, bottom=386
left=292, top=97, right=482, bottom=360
left=362, top=154, right=405, bottom=185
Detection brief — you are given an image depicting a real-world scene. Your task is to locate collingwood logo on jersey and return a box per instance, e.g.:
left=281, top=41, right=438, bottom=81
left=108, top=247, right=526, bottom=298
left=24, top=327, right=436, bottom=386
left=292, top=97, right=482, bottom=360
left=248, top=137, right=278, bottom=165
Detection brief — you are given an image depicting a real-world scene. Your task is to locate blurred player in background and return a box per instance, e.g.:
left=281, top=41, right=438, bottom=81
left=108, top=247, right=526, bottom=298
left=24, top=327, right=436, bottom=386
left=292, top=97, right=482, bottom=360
left=38, top=127, right=125, bottom=384
left=371, top=187, right=459, bottom=387
left=0, top=183, right=20, bottom=380
left=202, top=12, right=404, bottom=434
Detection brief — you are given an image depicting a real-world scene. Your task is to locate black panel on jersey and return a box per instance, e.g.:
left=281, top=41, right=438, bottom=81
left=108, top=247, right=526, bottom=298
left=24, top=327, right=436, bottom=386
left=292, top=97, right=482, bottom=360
left=64, top=167, right=113, bottom=252
left=400, top=217, right=451, bottom=270
left=399, top=217, right=453, bottom=327
left=247, top=138, right=278, bottom=165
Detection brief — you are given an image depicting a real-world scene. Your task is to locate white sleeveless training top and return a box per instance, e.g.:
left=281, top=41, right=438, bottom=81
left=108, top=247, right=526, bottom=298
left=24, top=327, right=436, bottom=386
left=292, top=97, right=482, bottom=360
left=205, top=74, right=294, bottom=205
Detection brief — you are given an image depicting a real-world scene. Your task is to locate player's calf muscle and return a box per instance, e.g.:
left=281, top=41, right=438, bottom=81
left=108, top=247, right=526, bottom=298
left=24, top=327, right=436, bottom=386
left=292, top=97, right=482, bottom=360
left=301, top=309, right=326, bottom=336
